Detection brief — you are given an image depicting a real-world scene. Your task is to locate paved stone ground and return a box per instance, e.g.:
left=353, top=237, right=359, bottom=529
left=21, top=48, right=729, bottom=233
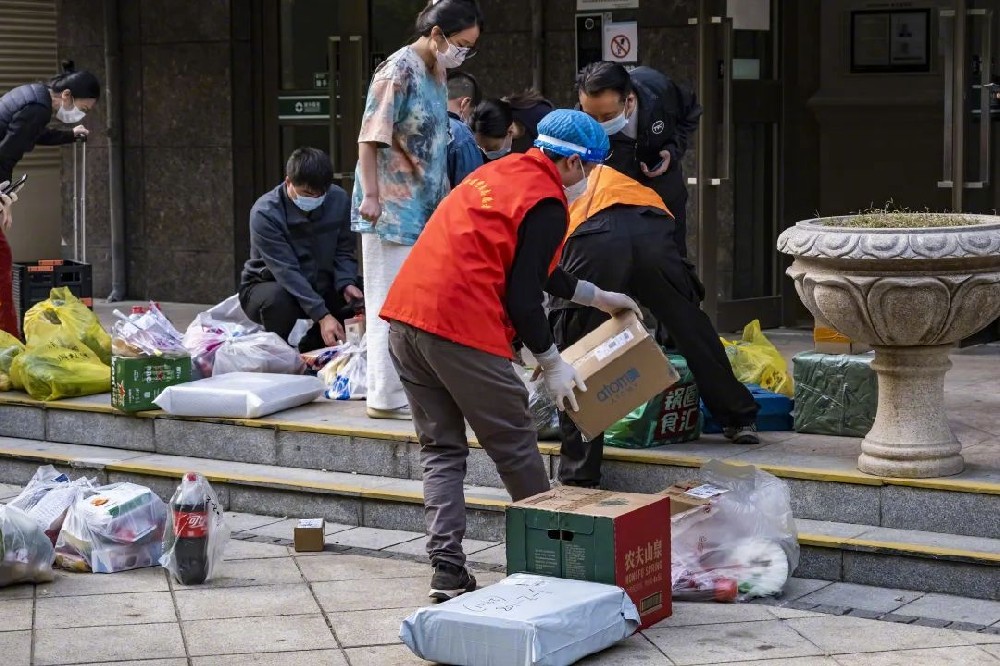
left=3, top=513, right=998, bottom=666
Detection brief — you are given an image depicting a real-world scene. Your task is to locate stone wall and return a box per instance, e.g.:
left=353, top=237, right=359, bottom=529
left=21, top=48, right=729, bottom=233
left=57, top=0, right=238, bottom=304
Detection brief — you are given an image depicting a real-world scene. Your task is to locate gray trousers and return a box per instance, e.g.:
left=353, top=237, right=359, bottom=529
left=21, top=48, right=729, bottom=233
left=388, top=321, right=550, bottom=568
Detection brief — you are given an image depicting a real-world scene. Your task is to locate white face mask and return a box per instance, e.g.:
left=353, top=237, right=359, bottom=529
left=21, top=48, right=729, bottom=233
left=436, top=34, right=470, bottom=69
left=564, top=161, right=589, bottom=205
left=57, top=102, right=86, bottom=124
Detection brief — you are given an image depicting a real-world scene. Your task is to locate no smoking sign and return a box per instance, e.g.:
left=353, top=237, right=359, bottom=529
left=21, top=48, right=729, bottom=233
left=603, top=21, right=638, bottom=63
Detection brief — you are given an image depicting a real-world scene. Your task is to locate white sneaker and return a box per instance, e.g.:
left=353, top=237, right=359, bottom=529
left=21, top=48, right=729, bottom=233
left=366, top=405, right=412, bottom=421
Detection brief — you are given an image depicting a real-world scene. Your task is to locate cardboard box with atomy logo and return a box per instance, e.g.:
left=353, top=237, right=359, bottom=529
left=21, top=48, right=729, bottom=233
left=562, top=311, right=679, bottom=440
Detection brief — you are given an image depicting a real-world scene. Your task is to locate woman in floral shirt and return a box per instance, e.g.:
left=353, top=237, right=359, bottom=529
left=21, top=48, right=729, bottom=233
left=352, top=0, right=483, bottom=420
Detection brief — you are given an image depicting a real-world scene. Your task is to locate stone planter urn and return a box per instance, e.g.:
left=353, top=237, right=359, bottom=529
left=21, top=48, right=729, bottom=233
left=777, top=213, right=1000, bottom=478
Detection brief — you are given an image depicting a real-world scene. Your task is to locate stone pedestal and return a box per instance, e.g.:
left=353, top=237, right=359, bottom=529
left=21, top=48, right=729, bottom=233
left=859, top=345, right=963, bottom=478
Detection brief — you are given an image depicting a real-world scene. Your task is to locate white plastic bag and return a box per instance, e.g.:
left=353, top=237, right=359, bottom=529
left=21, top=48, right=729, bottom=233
left=183, top=296, right=262, bottom=378
left=0, top=505, right=55, bottom=587
left=54, top=482, right=168, bottom=574
left=212, top=331, right=305, bottom=376
left=320, top=336, right=367, bottom=400
left=7, top=465, right=95, bottom=545
left=154, top=372, right=324, bottom=418
left=401, top=574, right=640, bottom=666
left=671, top=460, right=799, bottom=602
left=160, top=472, right=229, bottom=585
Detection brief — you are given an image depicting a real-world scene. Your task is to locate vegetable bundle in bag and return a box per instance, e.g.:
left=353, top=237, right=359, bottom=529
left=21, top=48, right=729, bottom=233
left=55, top=482, right=168, bottom=573
left=0, top=505, right=55, bottom=587
left=161, top=472, right=229, bottom=585
left=10, top=336, right=111, bottom=401
left=23, top=287, right=112, bottom=366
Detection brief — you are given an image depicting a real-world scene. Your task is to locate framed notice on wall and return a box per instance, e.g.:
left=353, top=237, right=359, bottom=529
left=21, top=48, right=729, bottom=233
left=850, top=9, right=930, bottom=73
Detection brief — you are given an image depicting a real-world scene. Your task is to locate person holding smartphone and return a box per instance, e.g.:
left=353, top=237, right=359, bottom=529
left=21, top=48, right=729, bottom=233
left=576, top=61, right=701, bottom=259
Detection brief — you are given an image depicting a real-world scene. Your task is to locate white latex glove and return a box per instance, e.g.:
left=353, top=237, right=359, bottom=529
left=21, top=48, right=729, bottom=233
left=0, top=186, right=16, bottom=232
left=572, top=280, right=642, bottom=319
left=535, top=344, right=587, bottom=412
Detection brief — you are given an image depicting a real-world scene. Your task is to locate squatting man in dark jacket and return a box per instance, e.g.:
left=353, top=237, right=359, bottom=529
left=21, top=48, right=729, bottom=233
left=240, top=147, right=363, bottom=352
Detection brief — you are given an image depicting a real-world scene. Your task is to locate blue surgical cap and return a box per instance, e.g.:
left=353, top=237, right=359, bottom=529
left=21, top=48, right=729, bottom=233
left=534, top=109, right=610, bottom=163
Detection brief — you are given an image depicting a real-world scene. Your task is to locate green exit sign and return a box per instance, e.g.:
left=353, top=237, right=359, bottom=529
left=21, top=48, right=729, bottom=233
left=278, top=96, right=330, bottom=120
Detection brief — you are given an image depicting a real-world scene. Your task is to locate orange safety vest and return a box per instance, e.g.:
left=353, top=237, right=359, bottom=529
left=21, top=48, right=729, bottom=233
left=566, top=165, right=673, bottom=238
left=381, top=148, right=568, bottom=359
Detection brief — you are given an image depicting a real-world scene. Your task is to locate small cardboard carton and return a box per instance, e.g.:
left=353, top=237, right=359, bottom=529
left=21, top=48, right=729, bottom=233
left=506, top=486, right=671, bottom=628
left=112, top=355, right=191, bottom=413
left=813, top=323, right=871, bottom=355
left=660, top=479, right=730, bottom=519
left=562, top=312, right=679, bottom=440
left=293, top=518, right=325, bottom=552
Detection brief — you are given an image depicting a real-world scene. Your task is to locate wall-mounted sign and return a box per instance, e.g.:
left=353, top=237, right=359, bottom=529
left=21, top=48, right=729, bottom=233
left=278, top=96, right=330, bottom=121
left=850, top=9, right=930, bottom=73
left=313, top=72, right=329, bottom=89
left=577, top=0, right=638, bottom=10
left=603, top=20, right=638, bottom=64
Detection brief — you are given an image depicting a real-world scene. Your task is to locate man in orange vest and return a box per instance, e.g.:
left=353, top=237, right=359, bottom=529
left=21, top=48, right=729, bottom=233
left=551, top=165, right=760, bottom=488
left=381, top=110, right=640, bottom=601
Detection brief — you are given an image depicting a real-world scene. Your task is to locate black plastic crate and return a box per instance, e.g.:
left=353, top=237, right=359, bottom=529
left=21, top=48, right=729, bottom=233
left=12, top=259, right=94, bottom=327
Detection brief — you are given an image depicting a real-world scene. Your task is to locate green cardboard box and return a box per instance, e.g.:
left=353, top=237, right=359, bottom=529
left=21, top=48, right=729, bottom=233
left=506, top=486, right=672, bottom=629
left=112, top=355, right=191, bottom=413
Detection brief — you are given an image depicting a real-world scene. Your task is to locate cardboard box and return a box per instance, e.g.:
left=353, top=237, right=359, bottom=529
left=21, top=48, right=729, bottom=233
left=506, top=486, right=671, bottom=628
left=293, top=518, right=325, bottom=552
left=813, top=324, right=871, bottom=355
left=112, top=355, right=191, bottom=413
left=562, top=312, right=679, bottom=440
left=661, top=479, right=729, bottom=518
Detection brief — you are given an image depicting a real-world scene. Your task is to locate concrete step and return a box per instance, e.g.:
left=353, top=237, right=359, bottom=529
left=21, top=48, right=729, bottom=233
left=0, top=436, right=996, bottom=600
left=2, top=394, right=997, bottom=540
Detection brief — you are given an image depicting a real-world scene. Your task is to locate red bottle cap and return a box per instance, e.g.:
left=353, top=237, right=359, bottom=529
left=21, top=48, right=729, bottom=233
left=131, top=306, right=146, bottom=315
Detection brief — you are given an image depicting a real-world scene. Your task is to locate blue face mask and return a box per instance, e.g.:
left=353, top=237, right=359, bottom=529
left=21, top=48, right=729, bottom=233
left=293, top=191, right=325, bottom=212
left=601, top=110, right=628, bottom=136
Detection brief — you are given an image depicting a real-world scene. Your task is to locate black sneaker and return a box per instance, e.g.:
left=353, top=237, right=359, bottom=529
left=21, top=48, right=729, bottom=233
left=429, top=562, right=477, bottom=602
left=724, top=423, right=760, bottom=445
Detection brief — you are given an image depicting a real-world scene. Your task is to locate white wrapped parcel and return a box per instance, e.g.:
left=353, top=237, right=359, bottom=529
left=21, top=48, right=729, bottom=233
left=400, top=574, right=640, bottom=666
left=154, top=372, right=324, bottom=418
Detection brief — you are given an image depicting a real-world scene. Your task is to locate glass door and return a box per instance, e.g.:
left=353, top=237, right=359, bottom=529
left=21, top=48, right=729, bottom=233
left=691, top=0, right=782, bottom=332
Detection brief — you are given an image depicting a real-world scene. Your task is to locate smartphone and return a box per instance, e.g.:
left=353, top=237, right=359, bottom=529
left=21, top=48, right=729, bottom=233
left=1, top=174, right=27, bottom=197
left=646, top=158, right=666, bottom=173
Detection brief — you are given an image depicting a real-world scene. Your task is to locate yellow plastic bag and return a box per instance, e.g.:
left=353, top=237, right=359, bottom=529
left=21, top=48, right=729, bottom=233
left=9, top=337, right=111, bottom=401
left=23, top=287, right=111, bottom=366
left=0, top=330, right=25, bottom=391
left=720, top=320, right=794, bottom=397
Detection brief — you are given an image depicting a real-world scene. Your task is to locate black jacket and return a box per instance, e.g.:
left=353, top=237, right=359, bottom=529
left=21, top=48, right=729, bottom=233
left=604, top=67, right=702, bottom=208
left=240, top=183, right=359, bottom=323
left=0, top=83, right=75, bottom=184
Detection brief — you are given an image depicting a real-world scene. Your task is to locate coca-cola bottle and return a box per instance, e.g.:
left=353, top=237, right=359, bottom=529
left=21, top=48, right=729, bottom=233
left=169, top=472, right=209, bottom=584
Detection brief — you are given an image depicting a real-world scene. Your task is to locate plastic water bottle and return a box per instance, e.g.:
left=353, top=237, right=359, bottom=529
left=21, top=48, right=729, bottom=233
left=169, top=472, right=209, bottom=584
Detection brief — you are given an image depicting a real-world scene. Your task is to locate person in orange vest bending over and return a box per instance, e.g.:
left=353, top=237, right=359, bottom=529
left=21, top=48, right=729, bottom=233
left=551, top=165, right=760, bottom=489
left=380, top=109, right=640, bottom=601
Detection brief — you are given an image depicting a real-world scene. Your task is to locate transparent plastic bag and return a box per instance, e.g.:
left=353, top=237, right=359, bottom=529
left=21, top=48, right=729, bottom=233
left=111, top=303, right=187, bottom=358
left=720, top=320, right=793, bottom=397
left=528, top=379, right=559, bottom=440
left=23, top=287, right=112, bottom=366
left=322, top=336, right=367, bottom=400
left=0, top=505, right=55, bottom=587
left=7, top=465, right=96, bottom=545
left=213, top=331, right=305, bottom=376
left=671, top=460, right=798, bottom=602
left=10, top=336, right=111, bottom=401
left=183, top=295, right=262, bottom=379
left=55, top=482, right=168, bottom=573
left=160, top=473, right=229, bottom=585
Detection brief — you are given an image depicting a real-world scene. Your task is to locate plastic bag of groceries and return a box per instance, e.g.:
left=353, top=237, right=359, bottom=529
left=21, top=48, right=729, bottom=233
left=23, top=287, right=112, bottom=366
left=320, top=336, right=367, bottom=400
left=671, top=460, right=799, bottom=602
left=514, top=365, right=560, bottom=439
left=161, top=472, right=229, bottom=585
left=720, top=320, right=793, bottom=397
left=55, top=482, right=168, bottom=573
left=111, top=303, right=187, bottom=358
left=212, top=331, right=305, bottom=376
left=0, top=329, right=24, bottom=391
left=0, top=505, right=55, bottom=587
left=9, top=335, right=111, bottom=401
left=183, top=295, right=262, bottom=378
left=7, top=465, right=96, bottom=545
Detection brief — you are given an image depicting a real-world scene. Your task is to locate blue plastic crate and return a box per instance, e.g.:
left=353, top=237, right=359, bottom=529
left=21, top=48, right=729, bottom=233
left=702, top=384, right=794, bottom=433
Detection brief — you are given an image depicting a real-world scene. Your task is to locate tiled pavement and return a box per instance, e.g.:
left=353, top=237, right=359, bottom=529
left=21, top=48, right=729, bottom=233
left=2, top=513, right=998, bottom=665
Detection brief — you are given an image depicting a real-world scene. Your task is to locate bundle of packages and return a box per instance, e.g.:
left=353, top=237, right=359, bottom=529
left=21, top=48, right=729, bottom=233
left=55, top=482, right=168, bottom=573
left=793, top=351, right=877, bottom=437
left=111, top=304, right=187, bottom=359
left=605, top=354, right=701, bottom=448
left=0, top=505, right=55, bottom=587
left=182, top=295, right=262, bottom=378
left=7, top=465, right=95, bottom=545
left=111, top=304, right=192, bottom=412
